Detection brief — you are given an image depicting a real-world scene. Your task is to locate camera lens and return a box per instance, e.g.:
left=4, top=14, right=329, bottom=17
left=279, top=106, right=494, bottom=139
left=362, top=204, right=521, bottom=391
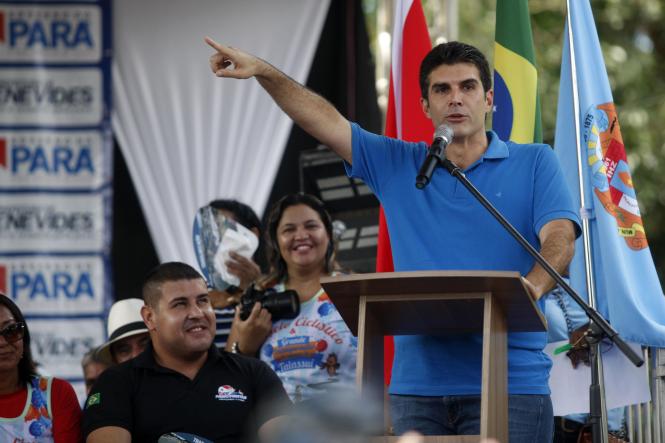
left=262, top=290, right=300, bottom=321
left=238, top=287, right=300, bottom=321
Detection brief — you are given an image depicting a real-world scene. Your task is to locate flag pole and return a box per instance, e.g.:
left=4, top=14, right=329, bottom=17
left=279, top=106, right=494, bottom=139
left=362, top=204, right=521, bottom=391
left=566, top=0, right=597, bottom=311
left=565, top=0, right=608, bottom=440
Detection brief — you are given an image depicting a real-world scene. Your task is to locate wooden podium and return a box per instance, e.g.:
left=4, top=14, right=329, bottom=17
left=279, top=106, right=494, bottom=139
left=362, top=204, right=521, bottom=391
left=320, top=270, right=547, bottom=443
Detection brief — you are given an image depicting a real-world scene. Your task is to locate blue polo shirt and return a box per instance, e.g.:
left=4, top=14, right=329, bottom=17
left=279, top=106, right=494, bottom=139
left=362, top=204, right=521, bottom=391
left=345, top=122, right=580, bottom=395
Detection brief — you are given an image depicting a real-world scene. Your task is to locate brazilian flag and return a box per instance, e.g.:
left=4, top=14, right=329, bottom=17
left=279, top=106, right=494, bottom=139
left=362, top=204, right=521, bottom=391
left=492, top=0, right=542, bottom=144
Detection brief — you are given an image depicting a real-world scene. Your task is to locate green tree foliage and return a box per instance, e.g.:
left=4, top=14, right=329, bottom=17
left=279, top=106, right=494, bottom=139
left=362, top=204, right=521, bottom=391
left=363, top=0, right=665, bottom=282
left=456, top=0, right=665, bottom=282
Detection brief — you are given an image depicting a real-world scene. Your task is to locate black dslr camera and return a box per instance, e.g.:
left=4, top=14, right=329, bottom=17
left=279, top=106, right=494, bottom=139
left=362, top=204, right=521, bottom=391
left=239, top=285, right=300, bottom=321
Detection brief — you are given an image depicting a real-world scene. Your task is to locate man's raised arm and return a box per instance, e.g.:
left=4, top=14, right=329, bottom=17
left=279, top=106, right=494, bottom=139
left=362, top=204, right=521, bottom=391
left=205, top=37, right=353, bottom=164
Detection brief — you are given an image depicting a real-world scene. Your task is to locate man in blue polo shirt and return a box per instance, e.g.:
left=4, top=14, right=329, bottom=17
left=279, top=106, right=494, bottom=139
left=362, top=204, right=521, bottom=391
left=206, top=38, right=580, bottom=442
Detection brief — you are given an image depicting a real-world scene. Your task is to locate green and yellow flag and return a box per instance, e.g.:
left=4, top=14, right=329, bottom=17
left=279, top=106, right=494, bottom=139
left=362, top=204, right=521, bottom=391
left=492, top=0, right=542, bottom=143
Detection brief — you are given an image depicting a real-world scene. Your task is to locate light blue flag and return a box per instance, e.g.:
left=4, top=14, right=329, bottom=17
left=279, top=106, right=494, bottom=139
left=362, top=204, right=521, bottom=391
left=554, top=0, right=665, bottom=347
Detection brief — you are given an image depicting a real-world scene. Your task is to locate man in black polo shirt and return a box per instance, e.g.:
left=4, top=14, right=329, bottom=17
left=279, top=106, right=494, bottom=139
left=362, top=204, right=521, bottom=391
left=83, top=262, right=291, bottom=443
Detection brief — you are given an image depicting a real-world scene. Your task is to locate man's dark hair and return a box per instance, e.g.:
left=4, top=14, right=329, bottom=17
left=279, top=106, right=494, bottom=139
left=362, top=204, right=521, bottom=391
left=142, top=262, right=205, bottom=307
left=209, top=199, right=261, bottom=232
left=419, top=41, right=492, bottom=100
left=81, top=346, right=111, bottom=369
left=0, top=293, right=38, bottom=386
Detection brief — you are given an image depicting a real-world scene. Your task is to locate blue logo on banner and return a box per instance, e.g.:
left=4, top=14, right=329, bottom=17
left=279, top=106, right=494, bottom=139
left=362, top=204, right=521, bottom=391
left=8, top=143, right=94, bottom=175
left=10, top=270, right=94, bottom=300
left=3, top=15, right=93, bottom=49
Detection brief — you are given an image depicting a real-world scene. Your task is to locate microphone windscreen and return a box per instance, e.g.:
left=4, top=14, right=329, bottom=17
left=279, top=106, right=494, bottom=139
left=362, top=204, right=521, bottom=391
left=434, top=124, right=454, bottom=142
left=158, top=433, right=213, bottom=443
left=332, top=220, right=347, bottom=242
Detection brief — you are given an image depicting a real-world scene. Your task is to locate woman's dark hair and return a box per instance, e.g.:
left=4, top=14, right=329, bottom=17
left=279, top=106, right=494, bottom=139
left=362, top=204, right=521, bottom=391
left=263, top=193, right=336, bottom=284
left=0, top=293, right=38, bottom=386
left=209, top=199, right=266, bottom=271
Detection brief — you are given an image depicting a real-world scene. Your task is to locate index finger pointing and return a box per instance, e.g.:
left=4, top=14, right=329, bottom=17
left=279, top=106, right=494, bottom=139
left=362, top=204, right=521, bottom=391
left=204, top=36, right=228, bottom=53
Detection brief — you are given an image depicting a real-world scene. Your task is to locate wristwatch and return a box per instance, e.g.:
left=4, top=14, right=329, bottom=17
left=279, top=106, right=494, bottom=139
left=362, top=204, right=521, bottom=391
left=231, top=341, right=242, bottom=354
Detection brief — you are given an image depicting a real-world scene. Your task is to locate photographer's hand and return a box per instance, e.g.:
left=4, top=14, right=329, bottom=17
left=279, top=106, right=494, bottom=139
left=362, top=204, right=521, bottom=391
left=225, top=302, right=272, bottom=356
left=225, top=251, right=262, bottom=291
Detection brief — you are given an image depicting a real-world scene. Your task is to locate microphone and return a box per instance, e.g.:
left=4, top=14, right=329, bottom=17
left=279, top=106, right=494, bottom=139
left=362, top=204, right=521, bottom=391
left=332, top=220, right=347, bottom=242
left=158, top=432, right=213, bottom=443
left=415, top=124, right=454, bottom=189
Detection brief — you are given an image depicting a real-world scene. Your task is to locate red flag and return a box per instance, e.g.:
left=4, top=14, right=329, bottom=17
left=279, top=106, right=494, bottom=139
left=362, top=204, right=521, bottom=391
left=379, top=0, right=432, bottom=385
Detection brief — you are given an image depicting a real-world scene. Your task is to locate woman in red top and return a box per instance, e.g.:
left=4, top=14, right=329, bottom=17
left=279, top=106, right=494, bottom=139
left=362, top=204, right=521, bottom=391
left=0, top=293, right=82, bottom=442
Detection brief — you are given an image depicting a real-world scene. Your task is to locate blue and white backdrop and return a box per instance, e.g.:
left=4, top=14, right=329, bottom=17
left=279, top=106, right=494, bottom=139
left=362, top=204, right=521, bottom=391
left=0, top=0, right=330, bottom=402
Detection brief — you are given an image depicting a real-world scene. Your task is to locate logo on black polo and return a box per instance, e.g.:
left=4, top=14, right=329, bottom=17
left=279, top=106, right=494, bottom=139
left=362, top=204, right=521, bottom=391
left=86, top=392, right=100, bottom=408
left=215, top=385, right=247, bottom=402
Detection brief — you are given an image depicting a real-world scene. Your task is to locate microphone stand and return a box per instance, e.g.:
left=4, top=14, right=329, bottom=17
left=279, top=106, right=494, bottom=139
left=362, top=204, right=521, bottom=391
left=435, top=157, right=644, bottom=443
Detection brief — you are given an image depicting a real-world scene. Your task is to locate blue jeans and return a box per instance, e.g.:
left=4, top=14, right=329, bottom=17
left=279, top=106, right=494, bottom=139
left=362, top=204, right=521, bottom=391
left=390, top=394, right=553, bottom=443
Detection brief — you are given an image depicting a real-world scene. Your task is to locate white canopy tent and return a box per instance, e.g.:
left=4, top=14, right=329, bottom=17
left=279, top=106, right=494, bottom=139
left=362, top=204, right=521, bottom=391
left=113, top=0, right=330, bottom=266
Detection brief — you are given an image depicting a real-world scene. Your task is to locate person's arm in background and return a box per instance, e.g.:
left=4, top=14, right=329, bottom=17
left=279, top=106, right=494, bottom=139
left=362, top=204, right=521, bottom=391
left=226, top=251, right=261, bottom=291
left=87, top=427, right=131, bottom=443
left=224, top=302, right=272, bottom=356
left=211, top=240, right=267, bottom=353
left=82, top=368, right=133, bottom=443
left=205, top=37, right=353, bottom=164
left=209, top=251, right=262, bottom=310
left=253, top=359, right=292, bottom=442
left=51, top=378, right=82, bottom=443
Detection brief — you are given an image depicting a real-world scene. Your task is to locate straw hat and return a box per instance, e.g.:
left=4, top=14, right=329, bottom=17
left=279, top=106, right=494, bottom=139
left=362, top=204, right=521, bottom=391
left=97, top=298, right=149, bottom=362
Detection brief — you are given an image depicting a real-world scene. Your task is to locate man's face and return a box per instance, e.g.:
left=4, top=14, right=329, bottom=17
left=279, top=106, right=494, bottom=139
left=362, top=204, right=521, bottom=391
left=142, top=279, right=215, bottom=360
left=420, top=62, right=493, bottom=140
left=110, top=332, right=150, bottom=364
left=83, top=361, right=108, bottom=395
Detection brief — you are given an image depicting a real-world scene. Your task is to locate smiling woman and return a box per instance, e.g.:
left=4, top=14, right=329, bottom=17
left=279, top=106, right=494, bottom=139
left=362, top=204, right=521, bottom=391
left=0, top=293, right=82, bottom=442
left=226, top=193, right=358, bottom=403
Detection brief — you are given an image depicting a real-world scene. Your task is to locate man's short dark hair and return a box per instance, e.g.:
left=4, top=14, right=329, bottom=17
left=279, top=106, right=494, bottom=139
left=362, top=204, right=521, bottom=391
left=419, top=41, right=492, bottom=100
left=142, top=262, right=205, bottom=307
left=209, top=199, right=261, bottom=232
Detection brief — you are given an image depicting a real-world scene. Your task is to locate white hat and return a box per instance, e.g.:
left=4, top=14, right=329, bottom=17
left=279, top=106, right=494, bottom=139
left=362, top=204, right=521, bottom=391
left=97, top=298, right=149, bottom=361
